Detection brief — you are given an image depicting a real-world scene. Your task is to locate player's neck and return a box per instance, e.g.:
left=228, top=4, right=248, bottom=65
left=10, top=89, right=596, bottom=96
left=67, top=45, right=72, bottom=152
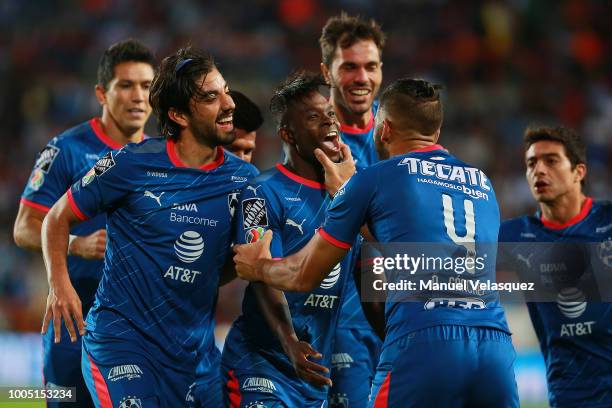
left=173, top=132, right=219, bottom=168
left=334, top=103, right=372, bottom=129
left=539, top=192, right=588, bottom=225
left=389, top=139, right=436, bottom=157
left=283, top=155, right=323, bottom=185
left=99, top=113, right=143, bottom=145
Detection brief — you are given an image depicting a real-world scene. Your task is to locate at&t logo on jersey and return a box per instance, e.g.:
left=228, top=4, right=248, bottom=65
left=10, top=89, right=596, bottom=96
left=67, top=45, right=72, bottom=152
left=320, top=263, right=341, bottom=289
left=174, top=231, right=204, bottom=263
left=242, top=377, right=277, bottom=394
left=331, top=353, right=354, bottom=370
left=557, top=287, right=596, bottom=337
left=164, top=231, right=204, bottom=284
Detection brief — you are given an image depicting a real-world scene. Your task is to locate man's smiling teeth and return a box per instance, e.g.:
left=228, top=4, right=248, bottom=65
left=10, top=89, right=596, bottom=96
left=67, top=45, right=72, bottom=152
left=326, top=130, right=338, bottom=137
left=217, top=117, right=232, bottom=124
left=350, top=89, right=370, bottom=96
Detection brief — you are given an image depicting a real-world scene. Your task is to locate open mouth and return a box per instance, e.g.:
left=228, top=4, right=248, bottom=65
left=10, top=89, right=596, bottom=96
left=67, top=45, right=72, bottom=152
left=322, top=130, right=340, bottom=152
left=216, top=115, right=233, bottom=131
left=534, top=180, right=549, bottom=191
left=348, top=88, right=371, bottom=101
left=127, top=108, right=146, bottom=116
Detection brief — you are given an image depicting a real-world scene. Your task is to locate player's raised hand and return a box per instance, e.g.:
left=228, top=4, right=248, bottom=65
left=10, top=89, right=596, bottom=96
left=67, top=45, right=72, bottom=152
left=233, top=230, right=273, bottom=281
left=41, top=277, right=85, bottom=343
left=68, top=229, right=106, bottom=260
left=283, top=336, right=332, bottom=388
left=314, top=142, right=355, bottom=196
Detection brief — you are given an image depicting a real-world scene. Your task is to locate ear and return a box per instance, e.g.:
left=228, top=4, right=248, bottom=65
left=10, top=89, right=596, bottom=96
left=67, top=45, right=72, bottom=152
left=279, top=126, right=294, bottom=145
left=320, top=63, right=331, bottom=85
left=380, top=119, right=391, bottom=144
left=168, top=108, right=189, bottom=129
left=574, top=163, right=587, bottom=184
left=95, top=84, right=106, bottom=106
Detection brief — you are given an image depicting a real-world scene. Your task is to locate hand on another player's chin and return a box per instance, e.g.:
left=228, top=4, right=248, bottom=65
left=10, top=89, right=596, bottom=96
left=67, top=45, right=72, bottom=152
left=281, top=333, right=332, bottom=389
left=314, top=142, right=355, bottom=197
left=233, top=230, right=273, bottom=282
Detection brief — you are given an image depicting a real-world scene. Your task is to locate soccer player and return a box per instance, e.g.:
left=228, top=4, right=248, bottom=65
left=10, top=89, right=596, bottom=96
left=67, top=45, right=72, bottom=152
left=40, top=46, right=258, bottom=407
left=499, top=126, right=611, bottom=407
left=234, top=79, right=519, bottom=407
left=319, top=13, right=385, bottom=407
left=225, top=90, right=263, bottom=163
left=13, top=39, right=155, bottom=407
left=221, top=72, right=356, bottom=407
left=189, top=89, right=263, bottom=408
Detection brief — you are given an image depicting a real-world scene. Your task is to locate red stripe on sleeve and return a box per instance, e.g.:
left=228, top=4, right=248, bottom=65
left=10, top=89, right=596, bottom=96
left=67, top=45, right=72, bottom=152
left=318, top=229, right=352, bottom=249
left=67, top=189, right=89, bottom=221
left=20, top=198, right=51, bottom=213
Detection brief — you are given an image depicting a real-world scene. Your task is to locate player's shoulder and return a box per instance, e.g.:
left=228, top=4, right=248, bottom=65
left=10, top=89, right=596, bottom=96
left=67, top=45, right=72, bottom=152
left=49, top=120, right=96, bottom=149
left=500, top=215, right=539, bottom=241
left=221, top=149, right=259, bottom=178
left=592, top=200, right=612, bottom=217
left=242, top=166, right=286, bottom=195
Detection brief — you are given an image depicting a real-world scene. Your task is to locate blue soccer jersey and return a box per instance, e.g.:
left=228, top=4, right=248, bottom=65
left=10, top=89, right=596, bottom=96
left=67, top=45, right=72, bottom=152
left=21, top=118, right=134, bottom=407
left=69, top=137, right=258, bottom=375
left=321, top=145, right=510, bottom=346
left=221, top=164, right=353, bottom=404
left=499, top=199, right=612, bottom=407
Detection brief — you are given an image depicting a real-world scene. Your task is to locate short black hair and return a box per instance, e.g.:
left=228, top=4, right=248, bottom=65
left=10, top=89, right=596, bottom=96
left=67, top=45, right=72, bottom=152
left=319, top=12, right=386, bottom=66
left=230, top=90, right=263, bottom=133
left=97, top=39, right=155, bottom=90
left=270, top=71, right=328, bottom=129
left=524, top=126, right=587, bottom=167
left=379, top=78, right=443, bottom=136
left=149, top=46, right=217, bottom=139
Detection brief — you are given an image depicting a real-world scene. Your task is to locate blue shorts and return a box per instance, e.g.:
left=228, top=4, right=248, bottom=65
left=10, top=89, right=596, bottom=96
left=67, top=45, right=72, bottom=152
left=222, top=369, right=327, bottom=408
left=329, top=327, right=382, bottom=408
left=369, top=325, right=519, bottom=408
left=191, top=346, right=223, bottom=408
left=81, top=332, right=194, bottom=408
left=43, top=327, right=94, bottom=408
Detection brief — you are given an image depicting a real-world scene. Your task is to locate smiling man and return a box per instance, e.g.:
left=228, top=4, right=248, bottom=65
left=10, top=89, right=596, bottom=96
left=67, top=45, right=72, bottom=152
left=221, top=72, right=357, bottom=408
left=39, top=46, right=258, bottom=407
left=319, top=14, right=386, bottom=407
left=13, top=39, right=155, bottom=408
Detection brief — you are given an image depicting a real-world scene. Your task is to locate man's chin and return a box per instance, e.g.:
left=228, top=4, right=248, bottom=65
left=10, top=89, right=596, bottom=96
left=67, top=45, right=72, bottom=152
left=216, top=130, right=237, bottom=146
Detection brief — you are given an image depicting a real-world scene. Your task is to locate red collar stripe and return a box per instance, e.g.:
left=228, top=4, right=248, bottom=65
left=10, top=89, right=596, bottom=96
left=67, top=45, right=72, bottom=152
left=276, top=163, right=325, bottom=189
left=166, top=139, right=225, bottom=170
left=340, top=113, right=374, bottom=135
left=541, top=197, right=593, bottom=230
left=410, top=144, right=445, bottom=153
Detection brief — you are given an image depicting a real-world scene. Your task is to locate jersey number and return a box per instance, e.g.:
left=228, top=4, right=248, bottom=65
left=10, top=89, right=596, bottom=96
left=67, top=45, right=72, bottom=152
left=442, top=194, right=476, bottom=274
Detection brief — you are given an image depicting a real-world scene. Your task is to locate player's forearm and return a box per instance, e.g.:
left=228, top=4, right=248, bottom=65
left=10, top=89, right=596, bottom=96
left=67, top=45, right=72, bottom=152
left=257, top=253, right=317, bottom=292
left=41, top=207, right=72, bottom=286
left=252, top=282, right=298, bottom=350
left=13, top=218, right=43, bottom=251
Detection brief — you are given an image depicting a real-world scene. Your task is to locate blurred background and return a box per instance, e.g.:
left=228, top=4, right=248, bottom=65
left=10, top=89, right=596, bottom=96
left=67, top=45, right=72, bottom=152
left=1, top=0, right=611, bottom=406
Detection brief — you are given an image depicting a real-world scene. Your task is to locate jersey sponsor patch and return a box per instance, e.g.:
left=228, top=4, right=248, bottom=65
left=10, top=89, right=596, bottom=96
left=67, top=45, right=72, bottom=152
left=34, top=145, right=60, bottom=173
left=28, top=168, right=45, bottom=191
left=94, top=151, right=115, bottom=175
left=242, top=198, right=268, bottom=229
left=245, top=227, right=265, bottom=243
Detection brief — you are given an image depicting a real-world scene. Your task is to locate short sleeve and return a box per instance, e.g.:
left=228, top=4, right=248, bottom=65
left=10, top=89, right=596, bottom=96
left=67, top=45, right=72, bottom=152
left=320, top=169, right=376, bottom=249
left=68, top=149, right=132, bottom=220
left=21, top=141, right=72, bottom=211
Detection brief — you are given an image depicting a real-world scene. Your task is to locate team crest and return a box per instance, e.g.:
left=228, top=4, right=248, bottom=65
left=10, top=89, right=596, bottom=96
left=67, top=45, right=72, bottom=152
left=228, top=191, right=240, bottom=218
left=81, top=166, right=96, bottom=187
left=246, top=227, right=266, bottom=243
